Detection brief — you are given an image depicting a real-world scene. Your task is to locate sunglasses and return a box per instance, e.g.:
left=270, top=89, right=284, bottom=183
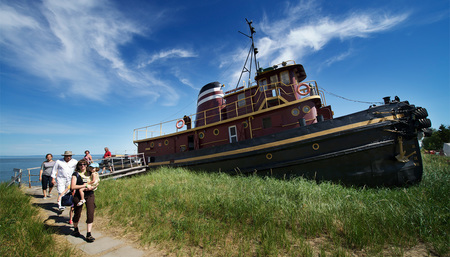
left=79, top=163, right=87, bottom=166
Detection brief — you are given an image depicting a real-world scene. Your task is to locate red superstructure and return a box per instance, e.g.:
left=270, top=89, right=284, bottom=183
left=134, top=59, right=333, bottom=160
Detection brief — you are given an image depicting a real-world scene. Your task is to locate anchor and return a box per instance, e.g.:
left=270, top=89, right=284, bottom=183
left=395, top=136, right=416, bottom=163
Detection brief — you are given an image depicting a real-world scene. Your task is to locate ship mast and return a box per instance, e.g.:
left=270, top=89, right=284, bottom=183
left=236, top=19, right=259, bottom=89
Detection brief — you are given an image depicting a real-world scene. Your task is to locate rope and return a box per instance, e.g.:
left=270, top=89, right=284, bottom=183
left=320, top=87, right=383, bottom=105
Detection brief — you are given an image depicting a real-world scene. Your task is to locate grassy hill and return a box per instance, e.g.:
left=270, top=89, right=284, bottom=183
left=1, top=153, right=448, bottom=256
left=95, top=153, right=449, bottom=256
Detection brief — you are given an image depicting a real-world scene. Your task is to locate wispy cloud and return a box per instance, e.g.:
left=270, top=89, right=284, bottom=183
left=0, top=0, right=183, bottom=103
left=138, top=49, right=197, bottom=68
left=220, top=1, right=409, bottom=87
left=319, top=50, right=353, bottom=71
left=257, top=8, right=409, bottom=65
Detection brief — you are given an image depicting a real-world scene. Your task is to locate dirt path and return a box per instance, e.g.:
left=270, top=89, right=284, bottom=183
left=23, top=186, right=167, bottom=257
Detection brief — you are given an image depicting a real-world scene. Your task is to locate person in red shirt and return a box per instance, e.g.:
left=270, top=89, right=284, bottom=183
left=101, top=147, right=112, bottom=174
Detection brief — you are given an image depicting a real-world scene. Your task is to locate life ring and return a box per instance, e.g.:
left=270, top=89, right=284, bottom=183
left=176, top=119, right=185, bottom=129
left=297, top=83, right=311, bottom=96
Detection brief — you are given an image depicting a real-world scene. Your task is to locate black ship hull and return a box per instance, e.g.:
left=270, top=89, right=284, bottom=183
left=146, top=101, right=428, bottom=187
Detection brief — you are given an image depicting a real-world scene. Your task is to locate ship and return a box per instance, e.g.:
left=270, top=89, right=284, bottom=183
left=133, top=20, right=431, bottom=187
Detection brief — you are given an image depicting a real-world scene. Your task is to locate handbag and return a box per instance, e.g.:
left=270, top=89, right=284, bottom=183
left=61, top=191, right=74, bottom=206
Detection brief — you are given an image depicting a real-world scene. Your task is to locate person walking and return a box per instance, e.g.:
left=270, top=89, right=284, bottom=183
left=51, top=151, right=77, bottom=213
left=71, top=159, right=96, bottom=242
left=101, top=147, right=112, bottom=174
left=39, top=153, right=55, bottom=199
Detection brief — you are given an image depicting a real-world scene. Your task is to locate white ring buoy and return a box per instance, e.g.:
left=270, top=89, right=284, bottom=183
left=297, top=83, right=311, bottom=96
left=176, top=119, right=185, bottom=129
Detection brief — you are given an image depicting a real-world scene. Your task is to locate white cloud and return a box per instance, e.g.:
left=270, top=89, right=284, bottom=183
left=257, top=11, right=408, bottom=65
left=138, top=49, right=197, bottom=68
left=319, top=50, right=353, bottom=71
left=0, top=0, right=178, bottom=103
left=220, top=2, right=409, bottom=84
left=172, top=69, right=200, bottom=91
left=0, top=5, right=40, bottom=29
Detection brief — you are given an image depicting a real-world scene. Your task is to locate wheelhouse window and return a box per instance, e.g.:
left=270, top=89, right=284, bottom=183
left=228, top=126, right=238, bottom=143
left=238, top=93, right=245, bottom=107
left=259, top=79, right=267, bottom=92
left=281, top=71, right=290, bottom=85
left=270, top=75, right=278, bottom=84
left=270, top=75, right=278, bottom=96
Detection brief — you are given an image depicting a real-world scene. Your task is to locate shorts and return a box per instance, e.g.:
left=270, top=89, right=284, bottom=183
left=102, top=160, right=111, bottom=168
left=41, top=175, right=54, bottom=190
left=56, top=176, right=72, bottom=194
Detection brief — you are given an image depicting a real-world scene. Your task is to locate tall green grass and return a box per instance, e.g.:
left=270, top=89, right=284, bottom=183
left=0, top=183, right=75, bottom=257
left=95, top=154, right=449, bottom=256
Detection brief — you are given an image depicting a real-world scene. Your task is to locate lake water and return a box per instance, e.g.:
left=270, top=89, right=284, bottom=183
left=0, top=155, right=103, bottom=185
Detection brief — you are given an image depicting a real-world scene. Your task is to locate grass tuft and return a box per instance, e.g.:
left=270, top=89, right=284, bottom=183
left=0, top=183, right=75, bottom=257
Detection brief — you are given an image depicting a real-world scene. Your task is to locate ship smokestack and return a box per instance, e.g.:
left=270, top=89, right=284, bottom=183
left=195, top=82, right=225, bottom=127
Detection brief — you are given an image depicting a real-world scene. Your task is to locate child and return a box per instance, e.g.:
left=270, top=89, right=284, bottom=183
left=77, top=163, right=100, bottom=206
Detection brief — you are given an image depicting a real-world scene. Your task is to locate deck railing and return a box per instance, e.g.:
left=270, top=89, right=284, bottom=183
left=101, top=153, right=147, bottom=172
left=8, top=153, right=146, bottom=188
left=133, top=80, right=322, bottom=141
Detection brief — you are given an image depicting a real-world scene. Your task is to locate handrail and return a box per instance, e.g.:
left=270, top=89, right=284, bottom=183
left=7, top=168, right=22, bottom=187
left=8, top=153, right=146, bottom=188
left=96, top=153, right=146, bottom=172
left=8, top=167, right=40, bottom=188
left=133, top=80, right=320, bottom=141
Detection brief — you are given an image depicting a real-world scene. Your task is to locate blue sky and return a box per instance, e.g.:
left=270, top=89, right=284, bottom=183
left=0, top=0, right=449, bottom=156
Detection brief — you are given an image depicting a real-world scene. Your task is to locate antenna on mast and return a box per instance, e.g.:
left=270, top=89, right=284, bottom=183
left=236, top=19, right=259, bottom=89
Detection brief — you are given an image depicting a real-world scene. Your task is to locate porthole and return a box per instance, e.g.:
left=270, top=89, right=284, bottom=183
left=291, top=108, right=300, bottom=116
left=164, top=139, right=169, bottom=146
left=199, top=132, right=205, bottom=139
left=302, top=105, right=311, bottom=114
left=243, top=121, right=248, bottom=128
left=213, top=129, right=220, bottom=136
left=312, top=143, right=319, bottom=150
left=150, top=142, right=154, bottom=148
left=266, top=153, right=273, bottom=160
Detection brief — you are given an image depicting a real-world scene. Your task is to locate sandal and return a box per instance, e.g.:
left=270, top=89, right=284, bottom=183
left=77, top=199, right=86, bottom=206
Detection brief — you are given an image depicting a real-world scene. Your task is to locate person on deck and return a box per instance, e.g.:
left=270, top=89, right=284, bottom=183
left=101, top=147, right=112, bottom=174
left=84, top=150, right=93, bottom=164
left=51, top=151, right=77, bottom=212
left=39, top=153, right=55, bottom=199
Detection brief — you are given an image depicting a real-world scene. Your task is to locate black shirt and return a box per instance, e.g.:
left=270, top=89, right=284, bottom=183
left=72, top=172, right=93, bottom=198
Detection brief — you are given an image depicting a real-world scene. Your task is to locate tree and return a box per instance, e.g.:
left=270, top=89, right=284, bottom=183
left=422, top=124, right=450, bottom=150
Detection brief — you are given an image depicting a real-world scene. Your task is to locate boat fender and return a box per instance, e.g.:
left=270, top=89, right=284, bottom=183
left=297, top=83, right=311, bottom=96
left=176, top=119, right=185, bottom=129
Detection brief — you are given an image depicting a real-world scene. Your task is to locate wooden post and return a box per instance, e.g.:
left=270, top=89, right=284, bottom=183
left=18, top=169, right=21, bottom=187
left=28, top=168, right=31, bottom=188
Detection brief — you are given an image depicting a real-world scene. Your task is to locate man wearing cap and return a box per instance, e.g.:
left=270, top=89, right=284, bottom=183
left=51, top=151, right=78, bottom=212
